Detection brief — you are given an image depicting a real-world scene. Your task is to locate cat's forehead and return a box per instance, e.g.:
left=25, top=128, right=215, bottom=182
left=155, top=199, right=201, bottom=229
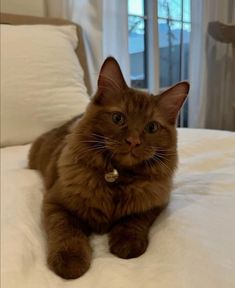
left=95, top=88, right=164, bottom=123
left=121, top=89, right=155, bottom=116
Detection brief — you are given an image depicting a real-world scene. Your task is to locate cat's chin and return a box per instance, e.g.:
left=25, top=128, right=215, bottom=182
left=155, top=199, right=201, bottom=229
left=114, top=152, right=141, bottom=167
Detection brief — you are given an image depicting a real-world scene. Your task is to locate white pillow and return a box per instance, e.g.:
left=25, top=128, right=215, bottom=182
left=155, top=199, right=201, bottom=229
left=0, top=24, right=90, bottom=147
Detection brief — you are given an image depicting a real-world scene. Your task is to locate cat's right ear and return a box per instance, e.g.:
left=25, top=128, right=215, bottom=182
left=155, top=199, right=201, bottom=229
left=93, top=57, right=128, bottom=105
left=98, top=57, right=127, bottom=91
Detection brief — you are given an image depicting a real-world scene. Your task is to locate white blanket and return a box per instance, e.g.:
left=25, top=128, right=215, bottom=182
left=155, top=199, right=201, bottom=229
left=1, top=128, right=235, bottom=288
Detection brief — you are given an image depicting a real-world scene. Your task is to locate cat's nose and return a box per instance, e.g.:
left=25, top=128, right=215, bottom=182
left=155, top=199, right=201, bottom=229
left=125, top=136, right=141, bottom=148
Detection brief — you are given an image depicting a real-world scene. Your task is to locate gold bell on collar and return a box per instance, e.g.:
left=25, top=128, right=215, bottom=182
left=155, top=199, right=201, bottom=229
left=104, top=168, right=119, bottom=183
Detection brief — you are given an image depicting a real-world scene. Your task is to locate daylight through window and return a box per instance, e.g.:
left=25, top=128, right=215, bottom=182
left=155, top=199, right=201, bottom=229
left=128, top=0, right=191, bottom=126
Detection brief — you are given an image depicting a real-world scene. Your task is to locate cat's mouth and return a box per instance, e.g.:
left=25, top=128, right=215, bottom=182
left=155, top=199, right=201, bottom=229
left=118, top=149, right=139, bottom=158
left=104, top=141, right=151, bottom=166
left=112, top=149, right=144, bottom=167
left=129, top=150, right=140, bottom=158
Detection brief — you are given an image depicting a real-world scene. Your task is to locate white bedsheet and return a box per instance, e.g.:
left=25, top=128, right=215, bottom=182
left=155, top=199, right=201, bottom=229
left=1, top=128, right=235, bottom=288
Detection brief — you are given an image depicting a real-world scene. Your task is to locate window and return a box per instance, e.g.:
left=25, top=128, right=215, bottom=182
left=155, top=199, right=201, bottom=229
left=128, top=0, right=147, bottom=89
left=158, top=0, right=191, bottom=88
left=128, top=0, right=191, bottom=126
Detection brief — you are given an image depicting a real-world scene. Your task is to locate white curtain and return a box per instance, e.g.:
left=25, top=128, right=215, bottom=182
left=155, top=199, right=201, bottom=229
left=189, top=0, right=235, bottom=130
left=46, top=0, right=130, bottom=95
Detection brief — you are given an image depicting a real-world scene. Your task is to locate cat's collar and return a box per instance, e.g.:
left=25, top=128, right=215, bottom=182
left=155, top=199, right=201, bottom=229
left=104, top=161, right=145, bottom=185
left=104, top=168, right=119, bottom=183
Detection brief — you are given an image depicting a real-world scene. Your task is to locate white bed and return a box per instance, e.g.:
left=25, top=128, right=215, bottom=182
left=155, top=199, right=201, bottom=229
left=1, top=129, right=235, bottom=288
left=1, top=13, right=235, bottom=288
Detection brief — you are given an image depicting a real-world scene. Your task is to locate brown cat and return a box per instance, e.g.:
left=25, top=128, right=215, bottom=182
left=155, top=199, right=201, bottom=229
left=29, top=57, right=189, bottom=279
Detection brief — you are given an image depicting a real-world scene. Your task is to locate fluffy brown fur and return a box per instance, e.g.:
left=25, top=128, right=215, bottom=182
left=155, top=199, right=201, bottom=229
left=29, top=57, right=189, bottom=279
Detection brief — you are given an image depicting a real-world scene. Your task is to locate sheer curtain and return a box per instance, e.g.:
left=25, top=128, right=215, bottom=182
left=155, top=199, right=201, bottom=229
left=46, top=0, right=130, bottom=95
left=189, top=0, right=235, bottom=130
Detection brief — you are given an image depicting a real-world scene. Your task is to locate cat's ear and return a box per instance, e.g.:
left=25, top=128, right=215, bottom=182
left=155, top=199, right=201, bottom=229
left=97, top=57, right=128, bottom=92
left=156, top=81, right=190, bottom=125
left=94, top=57, right=128, bottom=105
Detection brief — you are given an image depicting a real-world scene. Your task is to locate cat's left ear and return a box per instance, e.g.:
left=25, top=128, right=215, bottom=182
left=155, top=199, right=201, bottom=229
left=156, top=81, right=190, bottom=125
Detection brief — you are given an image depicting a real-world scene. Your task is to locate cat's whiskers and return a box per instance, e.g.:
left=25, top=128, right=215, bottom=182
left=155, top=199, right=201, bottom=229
left=75, top=134, right=120, bottom=165
left=90, top=132, right=109, bottom=139
left=74, top=132, right=116, bottom=142
left=74, top=132, right=121, bottom=151
left=144, top=146, right=177, bottom=159
left=76, top=145, right=106, bottom=156
left=151, top=155, right=174, bottom=175
left=74, top=149, right=102, bottom=163
left=91, top=133, right=121, bottom=145
left=149, top=145, right=176, bottom=152
left=79, top=138, right=120, bottom=150
left=155, top=152, right=177, bottom=158
left=155, top=154, right=175, bottom=162
left=143, top=146, right=175, bottom=174
left=79, top=140, right=106, bottom=145
left=144, top=159, right=153, bottom=171
left=149, top=159, right=155, bottom=170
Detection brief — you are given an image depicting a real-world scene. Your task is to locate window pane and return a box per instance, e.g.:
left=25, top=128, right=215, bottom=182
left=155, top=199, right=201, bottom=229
left=128, top=0, right=144, bottom=16
left=183, top=22, right=191, bottom=79
left=158, top=19, right=182, bottom=87
left=128, top=15, right=145, bottom=34
left=183, top=0, right=191, bottom=22
left=158, top=0, right=182, bottom=20
left=128, top=15, right=147, bottom=88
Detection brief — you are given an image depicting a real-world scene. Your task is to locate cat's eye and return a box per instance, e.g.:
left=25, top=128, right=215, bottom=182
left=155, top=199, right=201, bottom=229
left=112, top=112, right=125, bottom=125
left=145, top=121, right=159, bottom=134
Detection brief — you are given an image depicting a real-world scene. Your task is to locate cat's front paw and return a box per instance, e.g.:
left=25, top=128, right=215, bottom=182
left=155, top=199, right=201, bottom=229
left=109, top=231, right=148, bottom=259
left=48, top=241, right=92, bottom=279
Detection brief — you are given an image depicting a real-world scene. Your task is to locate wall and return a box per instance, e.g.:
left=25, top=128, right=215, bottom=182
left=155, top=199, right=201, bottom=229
left=1, top=0, right=45, bottom=17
